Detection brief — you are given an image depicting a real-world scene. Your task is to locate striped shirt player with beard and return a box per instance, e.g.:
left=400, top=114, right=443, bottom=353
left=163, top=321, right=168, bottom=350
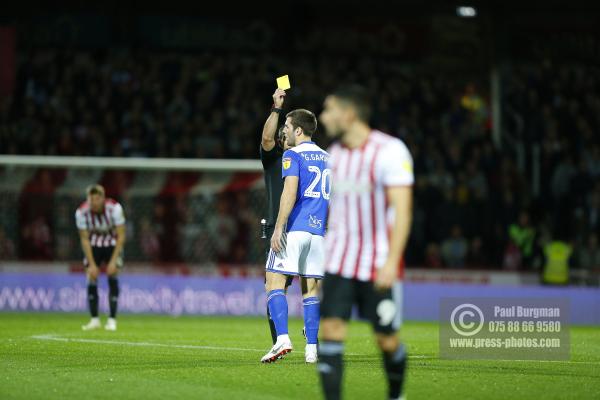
left=318, top=85, right=414, bottom=400
left=76, top=184, right=126, bottom=332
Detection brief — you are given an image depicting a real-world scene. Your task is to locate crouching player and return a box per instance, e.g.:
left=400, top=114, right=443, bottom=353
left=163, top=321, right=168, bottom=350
left=262, top=109, right=331, bottom=364
left=76, top=184, right=126, bottom=331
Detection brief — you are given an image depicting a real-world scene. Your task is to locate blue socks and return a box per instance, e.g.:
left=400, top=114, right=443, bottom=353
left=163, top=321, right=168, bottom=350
left=267, top=290, right=288, bottom=336
left=267, top=291, right=319, bottom=344
left=303, top=296, right=320, bottom=345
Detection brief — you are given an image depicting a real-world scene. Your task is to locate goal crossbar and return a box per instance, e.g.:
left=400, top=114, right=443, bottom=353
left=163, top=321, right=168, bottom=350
left=0, top=156, right=263, bottom=172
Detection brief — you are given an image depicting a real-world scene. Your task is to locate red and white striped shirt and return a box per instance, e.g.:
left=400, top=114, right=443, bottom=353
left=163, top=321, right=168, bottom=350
left=75, top=199, right=126, bottom=247
left=325, top=130, right=414, bottom=282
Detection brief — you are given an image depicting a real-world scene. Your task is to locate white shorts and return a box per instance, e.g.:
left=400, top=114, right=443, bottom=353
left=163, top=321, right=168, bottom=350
left=265, top=231, right=325, bottom=278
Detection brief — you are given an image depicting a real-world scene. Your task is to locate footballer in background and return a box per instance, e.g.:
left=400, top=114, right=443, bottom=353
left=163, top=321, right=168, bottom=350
left=76, top=184, right=126, bottom=331
left=318, top=85, right=413, bottom=400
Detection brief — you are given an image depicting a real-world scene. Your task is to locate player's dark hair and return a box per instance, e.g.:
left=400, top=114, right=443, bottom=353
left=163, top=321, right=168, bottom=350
left=331, top=84, right=372, bottom=123
left=86, top=184, right=105, bottom=196
left=286, top=109, right=317, bottom=137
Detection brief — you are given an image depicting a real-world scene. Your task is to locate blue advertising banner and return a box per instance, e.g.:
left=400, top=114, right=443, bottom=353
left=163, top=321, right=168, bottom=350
left=1, top=273, right=599, bottom=325
left=0, top=273, right=303, bottom=316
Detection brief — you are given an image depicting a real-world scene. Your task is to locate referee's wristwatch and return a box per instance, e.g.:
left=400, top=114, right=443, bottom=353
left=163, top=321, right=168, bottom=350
left=271, top=106, right=283, bottom=114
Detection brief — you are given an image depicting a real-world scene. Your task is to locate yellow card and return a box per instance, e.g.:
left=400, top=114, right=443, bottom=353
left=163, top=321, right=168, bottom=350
left=276, top=75, right=291, bottom=90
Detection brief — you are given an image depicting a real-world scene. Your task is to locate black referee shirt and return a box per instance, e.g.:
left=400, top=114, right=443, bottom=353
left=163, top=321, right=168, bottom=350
left=260, top=143, right=284, bottom=227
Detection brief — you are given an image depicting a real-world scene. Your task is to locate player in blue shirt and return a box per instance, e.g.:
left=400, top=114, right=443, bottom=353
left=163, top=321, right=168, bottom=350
left=261, top=108, right=331, bottom=364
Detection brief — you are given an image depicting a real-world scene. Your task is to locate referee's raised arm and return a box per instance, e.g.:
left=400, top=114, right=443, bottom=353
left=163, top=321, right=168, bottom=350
left=261, top=88, right=286, bottom=151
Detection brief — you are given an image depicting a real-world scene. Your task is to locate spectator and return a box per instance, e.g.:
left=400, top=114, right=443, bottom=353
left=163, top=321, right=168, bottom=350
left=542, top=236, right=573, bottom=285
left=585, top=190, right=600, bottom=235
left=424, top=242, right=443, bottom=269
left=0, top=228, right=16, bottom=259
left=508, top=211, right=536, bottom=268
left=21, top=216, right=52, bottom=260
left=576, top=234, right=600, bottom=273
left=467, top=237, right=488, bottom=268
left=441, top=225, right=468, bottom=268
left=206, top=195, right=237, bottom=263
left=139, top=217, right=161, bottom=262
left=503, top=242, right=522, bottom=271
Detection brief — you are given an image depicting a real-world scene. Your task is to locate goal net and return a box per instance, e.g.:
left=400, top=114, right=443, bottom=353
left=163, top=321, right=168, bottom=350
left=0, top=156, right=268, bottom=275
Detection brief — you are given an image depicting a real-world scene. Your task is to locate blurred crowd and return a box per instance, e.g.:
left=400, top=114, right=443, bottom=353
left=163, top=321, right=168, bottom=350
left=500, top=62, right=600, bottom=276
left=1, top=48, right=599, bottom=276
left=407, top=62, right=600, bottom=277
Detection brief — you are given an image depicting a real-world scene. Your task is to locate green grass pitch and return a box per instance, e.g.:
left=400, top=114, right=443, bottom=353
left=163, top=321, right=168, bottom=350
left=1, top=313, right=599, bottom=399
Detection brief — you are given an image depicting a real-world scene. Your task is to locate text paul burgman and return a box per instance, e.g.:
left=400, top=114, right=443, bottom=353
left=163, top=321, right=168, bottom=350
left=494, top=306, right=560, bottom=319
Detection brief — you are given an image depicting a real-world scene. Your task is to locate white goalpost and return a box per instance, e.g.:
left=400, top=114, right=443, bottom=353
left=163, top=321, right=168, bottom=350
left=0, top=155, right=263, bottom=171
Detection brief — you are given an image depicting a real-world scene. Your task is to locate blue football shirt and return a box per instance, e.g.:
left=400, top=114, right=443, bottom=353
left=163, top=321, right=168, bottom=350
left=281, top=141, right=331, bottom=236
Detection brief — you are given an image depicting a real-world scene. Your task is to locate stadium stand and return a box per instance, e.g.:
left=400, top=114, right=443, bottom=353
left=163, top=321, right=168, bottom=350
left=0, top=22, right=599, bottom=278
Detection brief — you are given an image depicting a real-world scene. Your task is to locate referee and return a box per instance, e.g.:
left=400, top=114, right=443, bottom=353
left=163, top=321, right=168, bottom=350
left=260, top=88, right=294, bottom=345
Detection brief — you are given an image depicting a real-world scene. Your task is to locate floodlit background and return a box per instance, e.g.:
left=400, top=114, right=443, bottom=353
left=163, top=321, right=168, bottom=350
left=1, top=2, right=600, bottom=400
left=0, top=0, right=599, bottom=306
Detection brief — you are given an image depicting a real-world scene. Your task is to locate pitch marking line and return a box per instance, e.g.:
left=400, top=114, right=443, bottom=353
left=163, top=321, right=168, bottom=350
left=46, top=334, right=600, bottom=364
left=31, top=334, right=266, bottom=352
left=28, top=335, right=600, bottom=364
left=495, top=359, right=600, bottom=365
left=29, top=333, right=386, bottom=357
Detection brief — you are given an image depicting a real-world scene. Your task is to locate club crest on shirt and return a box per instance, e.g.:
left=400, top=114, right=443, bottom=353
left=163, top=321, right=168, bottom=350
left=282, top=157, right=291, bottom=170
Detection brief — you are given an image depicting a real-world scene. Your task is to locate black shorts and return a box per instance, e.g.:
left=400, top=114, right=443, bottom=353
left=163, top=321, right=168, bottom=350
left=83, top=246, right=123, bottom=269
left=320, top=273, right=403, bottom=334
